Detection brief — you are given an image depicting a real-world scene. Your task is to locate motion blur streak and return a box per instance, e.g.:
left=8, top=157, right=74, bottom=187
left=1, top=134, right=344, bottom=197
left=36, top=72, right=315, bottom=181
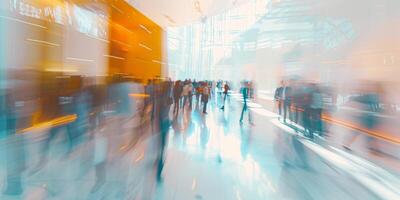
left=18, top=114, right=77, bottom=134
left=1, top=0, right=400, bottom=200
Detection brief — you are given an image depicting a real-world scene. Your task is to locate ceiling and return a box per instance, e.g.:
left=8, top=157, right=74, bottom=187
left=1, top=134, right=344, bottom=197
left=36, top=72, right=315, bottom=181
left=125, top=0, right=247, bottom=27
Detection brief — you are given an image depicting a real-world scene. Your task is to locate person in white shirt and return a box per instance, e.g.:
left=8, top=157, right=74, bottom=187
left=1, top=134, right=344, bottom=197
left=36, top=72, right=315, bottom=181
left=182, top=82, right=193, bottom=110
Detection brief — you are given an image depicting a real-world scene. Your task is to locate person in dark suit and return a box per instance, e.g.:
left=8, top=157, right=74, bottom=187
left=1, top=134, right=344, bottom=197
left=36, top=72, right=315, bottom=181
left=274, top=81, right=284, bottom=116
left=281, top=81, right=293, bottom=123
left=173, top=81, right=182, bottom=114
left=240, top=82, right=253, bottom=124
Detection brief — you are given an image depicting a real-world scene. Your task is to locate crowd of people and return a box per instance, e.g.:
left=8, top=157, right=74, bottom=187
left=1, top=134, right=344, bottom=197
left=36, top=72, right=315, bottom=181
left=3, top=71, right=393, bottom=197
left=274, top=79, right=326, bottom=139
left=170, top=79, right=213, bottom=114
left=273, top=78, right=388, bottom=153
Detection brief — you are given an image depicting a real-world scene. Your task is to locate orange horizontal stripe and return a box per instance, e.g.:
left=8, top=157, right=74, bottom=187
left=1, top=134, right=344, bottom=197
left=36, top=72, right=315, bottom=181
left=18, top=114, right=77, bottom=134
left=322, top=114, right=400, bottom=144
left=129, top=93, right=149, bottom=98
left=277, top=103, right=400, bottom=144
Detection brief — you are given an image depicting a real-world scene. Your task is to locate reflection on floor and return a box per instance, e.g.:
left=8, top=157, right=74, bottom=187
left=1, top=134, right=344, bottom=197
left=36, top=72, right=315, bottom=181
left=0, top=93, right=399, bottom=200
left=156, top=95, right=395, bottom=200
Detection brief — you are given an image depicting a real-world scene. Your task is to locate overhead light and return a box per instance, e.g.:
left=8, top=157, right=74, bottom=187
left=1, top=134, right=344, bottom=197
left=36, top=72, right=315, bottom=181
left=111, top=5, right=123, bottom=14
left=45, top=68, right=77, bottom=72
left=139, top=24, right=152, bottom=34
left=0, top=15, right=47, bottom=29
left=139, top=43, right=152, bottom=51
left=104, top=54, right=125, bottom=60
left=66, top=57, right=94, bottom=62
left=152, top=60, right=166, bottom=65
left=26, top=38, right=60, bottom=47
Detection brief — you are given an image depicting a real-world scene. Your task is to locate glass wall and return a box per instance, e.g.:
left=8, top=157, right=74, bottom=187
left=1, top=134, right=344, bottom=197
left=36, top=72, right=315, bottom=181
left=167, top=0, right=269, bottom=80
left=167, top=0, right=400, bottom=93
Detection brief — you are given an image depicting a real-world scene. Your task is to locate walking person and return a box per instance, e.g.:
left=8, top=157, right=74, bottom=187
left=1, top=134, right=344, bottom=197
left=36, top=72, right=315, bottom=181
left=156, top=81, right=172, bottom=182
left=343, top=83, right=381, bottom=152
left=201, top=82, right=210, bottom=114
left=173, top=81, right=182, bottom=114
left=302, top=83, right=314, bottom=138
left=195, top=82, right=202, bottom=109
left=220, top=82, right=230, bottom=110
left=274, top=81, right=284, bottom=117
left=40, top=77, right=79, bottom=164
left=182, top=81, right=193, bottom=110
left=281, top=81, right=292, bottom=123
left=2, top=88, right=26, bottom=195
left=310, top=84, right=324, bottom=136
left=239, top=82, right=253, bottom=125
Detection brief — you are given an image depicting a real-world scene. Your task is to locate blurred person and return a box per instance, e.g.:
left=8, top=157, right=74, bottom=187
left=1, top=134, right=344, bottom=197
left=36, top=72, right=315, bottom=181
left=240, top=82, right=253, bottom=125
left=182, top=80, right=193, bottom=110
left=291, top=80, right=305, bottom=125
left=147, top=79, right=156, bottom=122
left=343, top=82, right=381, bottom=151
left=39, top=76, right=84, bottom=165
left=1, top=88, right=26, bottom=196
left=216, top=80, right=222, bottom=96
left=140, top=79, right=156, bottom=133
left=201, top=82, right=210, bottom=114
left=212, top=80, right=217, bottom=97
left=301, top=83, right=314, bottom=138
left=274, top=81, right=284, bottom=117
left=173, top=80, right=182, bottom=114
left=87, top=81, right=107, bottom=138
left=188, top=81, right=194, bottom=108
left=249, top=81, right=255, bottom=99
left=282, top=81, right=293, bottom=123
left=196, top=82, right=204, bottom=109
left=156, top=81, right=172, bottom=182
left=194, top=80, right=201, bottom=108
left=220, top=81, right=230, bottom=110
left=91, top=124, right=108, bottom=193
left=310, top=83, right=324, bottom=136
left=109, top=75, right=133, bottom=115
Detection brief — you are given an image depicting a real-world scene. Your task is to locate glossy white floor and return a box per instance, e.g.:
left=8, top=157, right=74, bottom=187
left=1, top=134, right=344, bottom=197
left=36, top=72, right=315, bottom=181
left=0, top=93, right=399, bottom=200
left=154, top=95, right=400, bottom=200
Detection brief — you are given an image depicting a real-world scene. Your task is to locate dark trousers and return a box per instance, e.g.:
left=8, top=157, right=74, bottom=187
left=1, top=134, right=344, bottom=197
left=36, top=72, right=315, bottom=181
left=294, top=106, right=301, bottom=124
left=203, top=101, right=208, bottom=113
left=240, top=103, right=252, bottom=122
left=311, top=108, right=323, bottom=134
left=157, top=120, right=169, bottom=180
left=303, top=106, right=312, bottom=134
left=195, top=94, right=200, bottom=107
left=173, top=97, right=180, bottom=113
left=221, top=92, right=228, bottom=108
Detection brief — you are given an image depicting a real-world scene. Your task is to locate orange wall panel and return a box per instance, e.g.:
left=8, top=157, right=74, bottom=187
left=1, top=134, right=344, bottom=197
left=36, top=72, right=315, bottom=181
left=107, top=0, right=165, bottom=80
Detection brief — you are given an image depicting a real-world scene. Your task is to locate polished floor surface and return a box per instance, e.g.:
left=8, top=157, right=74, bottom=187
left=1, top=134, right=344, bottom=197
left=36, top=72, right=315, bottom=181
left=0, top=92, right=399, bottom=200
left=155, top=94, right=400, bottom=200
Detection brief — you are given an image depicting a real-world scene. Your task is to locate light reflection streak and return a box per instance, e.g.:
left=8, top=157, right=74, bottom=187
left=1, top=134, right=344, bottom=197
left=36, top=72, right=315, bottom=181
left=0, top=15, right=47, bottom=29
left=26, top=38, right=60, bottom=47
